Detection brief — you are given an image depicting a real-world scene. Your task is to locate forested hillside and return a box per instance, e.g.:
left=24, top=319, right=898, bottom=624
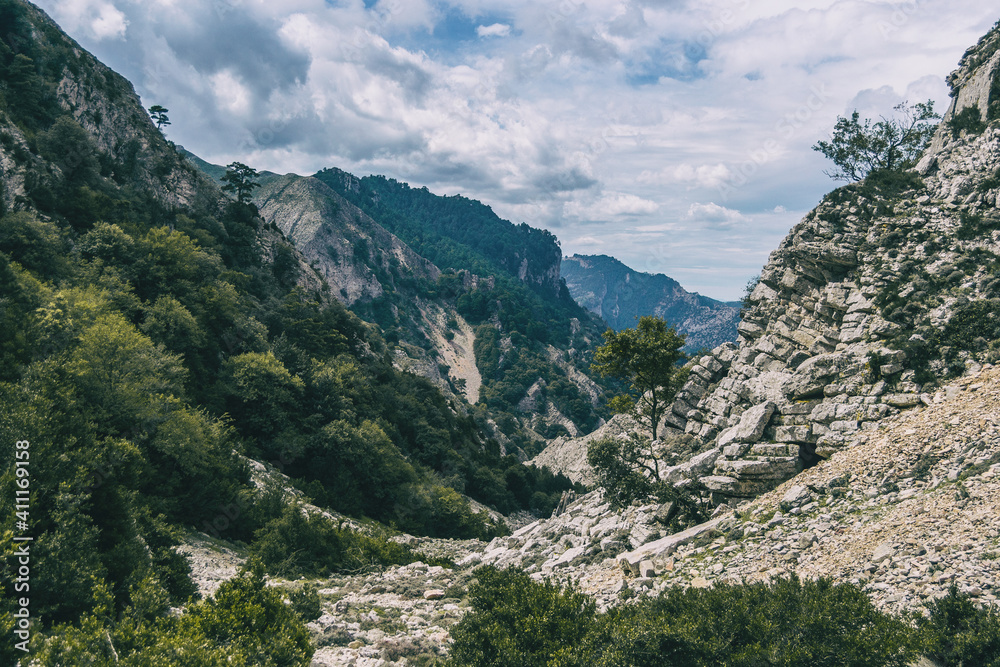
left=0, top=0, right=582, bottom=661
left=311, top=170, right=615, bottom=447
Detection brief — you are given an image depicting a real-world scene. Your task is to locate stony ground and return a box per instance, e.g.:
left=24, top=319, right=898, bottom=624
left=178, top=366, right=1000, bottom=665
left=652, top=365, right=1000, bottom=616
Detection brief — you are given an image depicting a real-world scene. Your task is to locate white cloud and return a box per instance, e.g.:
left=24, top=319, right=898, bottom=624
left=639, top=163, right=733, bottom=189
left=565, top=192, right=660, bottom=220
left=31, top=0, right=1000, bottom=299
left=686, top=202, right=747, bottom=227
left=477, top=23, right=511, bottom=38
left=44, top=0, right=127, bottom=40
left=210, top=70, right=252, bottom=117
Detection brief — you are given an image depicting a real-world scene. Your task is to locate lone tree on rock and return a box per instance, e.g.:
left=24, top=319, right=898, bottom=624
left=221, top=161, right=261, bottom=205
left=813, top=100, right=939, bottom=182
left=591, top=315, right=687, bottom=442
left=148, top=104, right=170, bottom=131
left=588, top=317, right=709, bottom=516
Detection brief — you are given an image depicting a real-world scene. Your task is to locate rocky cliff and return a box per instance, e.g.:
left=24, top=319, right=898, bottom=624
left=561, top=253, right=741, bottom=352
left=640, top=22, right=1000, bottom=503
left=0, top=2, right=214, bottom=213
left=254, top=173, right=441, bottom=306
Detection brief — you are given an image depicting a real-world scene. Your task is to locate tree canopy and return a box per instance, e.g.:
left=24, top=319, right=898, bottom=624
left=591, top=315, right=686, bottom=441
left=148, top=104, right=170, bottom=131
left=221, top=161, right=261, bottom=204
left=813, top=100, right=939, bottom=182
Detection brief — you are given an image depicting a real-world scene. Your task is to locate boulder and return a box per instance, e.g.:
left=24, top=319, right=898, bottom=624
left=717, top=401, right=776, bottom=448
left=780, top=485, right=812, bottom=510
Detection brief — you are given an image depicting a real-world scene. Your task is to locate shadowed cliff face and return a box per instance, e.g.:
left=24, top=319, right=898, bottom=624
left=649, top=23, right=1000, bottom=501
left=560, top=254, right=740, bottom=353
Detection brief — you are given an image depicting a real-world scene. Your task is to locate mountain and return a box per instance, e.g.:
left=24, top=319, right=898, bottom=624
left=314, top=168, right=565, bottom=296
left=575, top=19, right=1000, bottom=505
left=0, top=2, right=595, bottom=661
left=5, top=0, right=1000, bottom=663
left=182, top=158, right=613, bottom=450
left=561, top=253, right=741, bottom=352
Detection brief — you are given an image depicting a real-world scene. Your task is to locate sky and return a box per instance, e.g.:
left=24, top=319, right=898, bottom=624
left=34, top=0, right=1000, bottom=301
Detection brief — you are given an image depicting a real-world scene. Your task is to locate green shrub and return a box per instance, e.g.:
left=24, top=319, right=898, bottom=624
left=449, top=571, right=918, bottom=667
left=183, top=558, right=313, bottom=666
left=288, top=583, right=322, bottom=622
left=587, top=433, right=657, bottom=507
left=447, top=566, right=597, bottom=667
left=948, top=106, right=987, bottom=138
left=249, top=503, right=427, bottom=577
left=917, top=586, right=1000, bottom=665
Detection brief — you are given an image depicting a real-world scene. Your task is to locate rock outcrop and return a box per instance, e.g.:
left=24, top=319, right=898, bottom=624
left=654, top=24, right=1000, bottom=500
left=254, top=173, right=440, bottom=306
left=465, top=365, right=1000, bottom=616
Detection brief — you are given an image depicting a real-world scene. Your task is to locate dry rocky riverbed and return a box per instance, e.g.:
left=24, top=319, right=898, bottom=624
left=180, top=366, right=1000, bottom=666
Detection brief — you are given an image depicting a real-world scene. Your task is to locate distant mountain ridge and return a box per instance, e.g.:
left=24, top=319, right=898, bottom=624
left=561, top=254, right=741, bottom=352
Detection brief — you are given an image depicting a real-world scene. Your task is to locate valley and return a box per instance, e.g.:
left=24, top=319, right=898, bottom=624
left=3, top=0, right=1000, bottom=665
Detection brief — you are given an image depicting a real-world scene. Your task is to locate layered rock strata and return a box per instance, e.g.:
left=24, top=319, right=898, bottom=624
left=661, top=25, right=1000, bottom=500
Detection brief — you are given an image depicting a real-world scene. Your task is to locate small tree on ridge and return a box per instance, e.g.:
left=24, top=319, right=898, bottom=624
left=221, top=161, right=261, bottom=205
left=813, top=100, right=939, bottom=182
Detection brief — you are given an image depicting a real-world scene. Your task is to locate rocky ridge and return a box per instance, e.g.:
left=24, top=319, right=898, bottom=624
left=648, top=24, right=1000, bottom=501
left=469, top=365, right=1000, bottom=618
left=254, top=173, right=440, bottom=307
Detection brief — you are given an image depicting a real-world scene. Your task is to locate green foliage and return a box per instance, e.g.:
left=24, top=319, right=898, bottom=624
left=592, top=315, right=687, bottom=440
left=38, top=116, right=100, bottom=187
left=587, top=434, right=657, bottom=508
left=586, top=433, right=711, bottom=522
left=948, top=105, right=987, bottom=138
left=450, top=570, right=918, bottom=667
left=288, top=583, right=322, bottom=622
left=916, top=586, right=1000, bottom=665
left=447, top=566, right=597, bottom=667
left=582, top=576, right=916, bottom=666
left=0, top=212, right=71, bottom=279
left=221, top=161, right=261, bottom=205
left=739, top=273, right=760, bottom=318
left=813, top=101, right=939, bottom=181
left=148, top=104, right=170, bottom=130
left=181, top=558, right=313, bottom=666
left=248, top=504, right=421, bottom=578
left=938, top=299, right=1000, bottom=356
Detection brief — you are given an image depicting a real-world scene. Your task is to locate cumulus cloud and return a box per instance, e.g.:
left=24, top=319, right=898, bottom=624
left=43, top=0, right=127, bottom=40
left=639, top=163, right=733, bottom=189
left=686, top=202, right=747, bottom=228
left=32, top=0, right=1000, bottom=299
left=477, top=23, right=511, bottom=38
left=565, top=192, right=660, bottom=220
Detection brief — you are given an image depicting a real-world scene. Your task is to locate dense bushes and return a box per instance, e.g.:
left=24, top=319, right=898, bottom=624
left=449, top=568, right=1000, bottom=667
left=916, top=586, right=1000, bottom=666
left=17, top=559, right=314, bottom=666
left=448, top=567, right=596, bottom=667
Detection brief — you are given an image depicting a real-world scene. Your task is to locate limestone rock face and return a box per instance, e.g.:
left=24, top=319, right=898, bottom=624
left=255, top=174, right=440, bottom=306
left=657, top=24, right=1000, bottom=500
left=528, top=414, right=641, bottom=485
